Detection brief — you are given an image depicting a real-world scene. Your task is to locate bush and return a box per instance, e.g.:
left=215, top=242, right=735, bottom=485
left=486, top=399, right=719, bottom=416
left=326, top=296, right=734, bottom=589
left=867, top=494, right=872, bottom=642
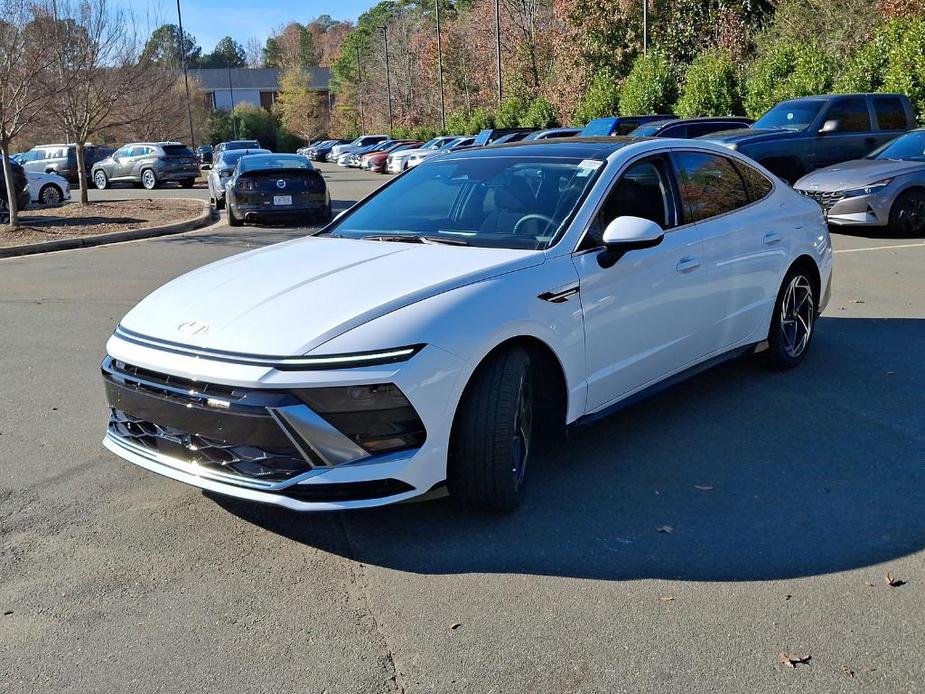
left=574, top=69, right=622, bottom=123
left=466, top=107, right=495, bottom=133
left=445, top=110, right=471, bottom=134
left=619, top=51, right=677, bottom=116
left=675, top=50, right=743, bottom=117
left=522, top=97, right=559, bottom=128
left=743, top=42, right=834, bottom=118
left=838, top=14, right=925, bottom=122
left=231, top=103, right=278, bottom=148
left=495, top=95, right=529, bottom=128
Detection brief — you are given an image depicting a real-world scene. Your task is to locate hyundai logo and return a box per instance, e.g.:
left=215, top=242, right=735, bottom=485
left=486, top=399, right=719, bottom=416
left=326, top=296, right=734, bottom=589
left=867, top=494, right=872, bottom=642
left=276, top=179, right=287, bottom=189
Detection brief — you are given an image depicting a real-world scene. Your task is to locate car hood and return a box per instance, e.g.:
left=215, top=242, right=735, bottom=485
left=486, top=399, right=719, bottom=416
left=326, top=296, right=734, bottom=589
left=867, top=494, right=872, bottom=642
left=794, top=159, right=925, bottom=191
left=119, top=237, right=542, bottom=356
left=701, top=128, right=796, bottom=146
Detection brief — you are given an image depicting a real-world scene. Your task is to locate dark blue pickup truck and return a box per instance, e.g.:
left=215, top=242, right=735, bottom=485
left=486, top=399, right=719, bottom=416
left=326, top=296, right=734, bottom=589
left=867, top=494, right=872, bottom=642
left=702, top=93, right=917, bottom=183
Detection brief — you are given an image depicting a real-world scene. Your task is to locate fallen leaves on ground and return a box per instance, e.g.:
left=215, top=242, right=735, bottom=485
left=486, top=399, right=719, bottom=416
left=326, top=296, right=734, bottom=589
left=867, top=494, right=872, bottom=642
left=656, top=596, right=675, bottom=603
left=885, top=572, right=906, bottom=587
left=656, top=525, right=673, bottom=534
left=449, top=622, right=462, bottom=630
left=849, top=298, right=865, bottom=304
left=842, top=665, right=855, bottom=677
left=778, top=653, right=812, bottom=668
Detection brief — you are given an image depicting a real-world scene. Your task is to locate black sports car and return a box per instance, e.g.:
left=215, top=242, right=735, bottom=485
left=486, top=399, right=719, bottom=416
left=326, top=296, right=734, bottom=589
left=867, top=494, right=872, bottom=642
left=226, top=154, right=332, bottom=227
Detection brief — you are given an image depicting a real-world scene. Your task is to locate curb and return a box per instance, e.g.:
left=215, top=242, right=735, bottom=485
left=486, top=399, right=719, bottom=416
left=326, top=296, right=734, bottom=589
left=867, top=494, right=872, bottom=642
left=0, top=199, right=216, bottom=259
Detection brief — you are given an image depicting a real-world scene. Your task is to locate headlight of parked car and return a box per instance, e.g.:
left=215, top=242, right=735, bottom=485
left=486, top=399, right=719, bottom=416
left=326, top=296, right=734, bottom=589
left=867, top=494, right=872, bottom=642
left=841, top=178, right=893, bottom=198
left=296, top=383, right=426, bottom=454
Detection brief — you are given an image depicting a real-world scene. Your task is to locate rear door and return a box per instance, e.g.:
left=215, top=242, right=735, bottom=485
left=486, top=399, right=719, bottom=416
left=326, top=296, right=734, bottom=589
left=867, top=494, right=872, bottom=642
left=672, top=150, right=787, bottom=351
left=572, top=154, right=710, bottom=412
left=872, top=96, right=909, bottom=142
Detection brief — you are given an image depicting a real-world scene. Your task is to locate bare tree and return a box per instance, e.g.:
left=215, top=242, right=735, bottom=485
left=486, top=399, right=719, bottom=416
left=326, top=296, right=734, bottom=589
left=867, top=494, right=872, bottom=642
left=0, top=0, right=55, bottom=228
left=245, top=37, right=264, bottom=68
left=45, top=0, right=169, bottom=204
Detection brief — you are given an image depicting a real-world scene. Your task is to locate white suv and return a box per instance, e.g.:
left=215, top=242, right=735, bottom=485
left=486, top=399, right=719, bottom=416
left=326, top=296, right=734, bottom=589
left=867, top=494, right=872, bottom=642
left=328, top=135, right=389, bottom=161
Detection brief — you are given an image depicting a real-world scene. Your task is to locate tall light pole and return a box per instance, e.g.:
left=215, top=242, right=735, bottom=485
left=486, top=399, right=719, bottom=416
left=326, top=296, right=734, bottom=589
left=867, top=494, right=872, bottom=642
left=379, top=26, right=393, bottom=135
left=643, top=0, right=648, bottom=55
left=175, top=0, right=196, bottom=147
left=227, top=64, right=238, bottom=139
left=355, top=44, right=364, bottom=131
left=435, top=1, right=446, bottom=130
left=494, top=0, right=502, bottom=105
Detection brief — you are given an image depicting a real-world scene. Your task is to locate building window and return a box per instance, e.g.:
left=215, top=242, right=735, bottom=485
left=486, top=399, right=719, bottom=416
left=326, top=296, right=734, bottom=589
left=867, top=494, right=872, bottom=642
left=260, top=91, right=277, bottom=110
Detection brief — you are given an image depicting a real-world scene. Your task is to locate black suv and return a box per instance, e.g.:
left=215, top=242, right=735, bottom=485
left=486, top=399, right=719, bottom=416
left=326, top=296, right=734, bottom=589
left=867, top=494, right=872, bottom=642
left=19, top=144, right=116, bottom=184
left=213, top=140, right=262, bottom=158
left=703, top=93, right=916, bottom=183
left=629, top=116, right=753, bottom=138
left=91, top=142, right=200, bottom=190
left=0, top=159, right=31, bottom=219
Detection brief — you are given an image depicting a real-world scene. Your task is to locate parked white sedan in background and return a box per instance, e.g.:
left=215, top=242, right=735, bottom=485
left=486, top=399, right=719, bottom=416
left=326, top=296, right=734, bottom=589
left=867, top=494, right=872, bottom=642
left=101, top=138, right=832, bottom=513
left=26, top=170, right=70, bottom=206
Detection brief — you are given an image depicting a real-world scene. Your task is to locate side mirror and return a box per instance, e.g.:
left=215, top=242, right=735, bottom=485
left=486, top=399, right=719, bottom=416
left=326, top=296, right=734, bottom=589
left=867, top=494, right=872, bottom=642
left=598, top=216, right=664, bottom=268
left=819, top=119, right=840, bottom=134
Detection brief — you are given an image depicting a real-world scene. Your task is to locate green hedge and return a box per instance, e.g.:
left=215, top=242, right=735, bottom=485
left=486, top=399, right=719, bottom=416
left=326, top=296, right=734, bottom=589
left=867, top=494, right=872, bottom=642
left=575, top=69, right=622, bottom=123
left=743, top=42, right=834, bottom=118
left=675, top=50, right=742, bottom=118
left=522, top=97, right=559, bottom=128
left=619, top=51, right=677, bottom=116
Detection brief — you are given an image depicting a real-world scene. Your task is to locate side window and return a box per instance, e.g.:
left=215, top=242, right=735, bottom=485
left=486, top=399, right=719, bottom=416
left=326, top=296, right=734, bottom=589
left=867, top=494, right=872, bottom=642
left=733, top=160, right=774, bottom=202
left=674, top=151, right=749, bottom=223
left=114, top=146, right=130, bottom=158
left=585, top=156, right=675, bottom=247
left=874, top=97, right=906, bottom=131
left=660, top=124, right=688, bottom=138
left=825, top=98, right=871, bottom=132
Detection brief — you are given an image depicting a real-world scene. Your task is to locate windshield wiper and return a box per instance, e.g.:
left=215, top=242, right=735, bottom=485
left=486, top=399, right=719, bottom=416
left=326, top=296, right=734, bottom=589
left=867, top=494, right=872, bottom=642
left=361, top=234, right=469, bottom=246
left=421, top=235, right=469, bottom=246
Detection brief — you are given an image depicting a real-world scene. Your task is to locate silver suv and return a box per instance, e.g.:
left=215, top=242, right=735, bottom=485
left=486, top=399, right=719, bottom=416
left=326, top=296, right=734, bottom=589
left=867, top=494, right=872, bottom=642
left=91, top=142, right=199, bottom=190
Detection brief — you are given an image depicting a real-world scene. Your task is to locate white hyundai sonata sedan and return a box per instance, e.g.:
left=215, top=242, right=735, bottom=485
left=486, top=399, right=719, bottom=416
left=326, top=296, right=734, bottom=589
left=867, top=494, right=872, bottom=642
left=102, top=138, right=832, bottom=512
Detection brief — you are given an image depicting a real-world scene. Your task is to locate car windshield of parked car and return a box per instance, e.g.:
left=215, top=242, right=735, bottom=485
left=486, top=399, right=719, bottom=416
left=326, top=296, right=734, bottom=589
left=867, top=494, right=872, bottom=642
left=225, top=141, right=260, bottom=150
left=628, top=123, right=669, bottom=137
left=323, top=155, right=604, bottom=250
left=238, top=155, right=312, bottom=172
left=580, top=118, right=616, bottom=136
left=868, top=131, right=925, bottom=161
left=218, top=149, right=268, bottom=168
left=753, top=101, right=824, bottom=130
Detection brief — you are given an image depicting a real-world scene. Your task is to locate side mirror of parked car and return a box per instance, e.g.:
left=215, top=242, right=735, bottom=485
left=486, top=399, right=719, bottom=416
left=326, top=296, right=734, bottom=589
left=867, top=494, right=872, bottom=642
left=598, top=216, right=665, bottom=268
left=819, top=119, right=841, bottom=134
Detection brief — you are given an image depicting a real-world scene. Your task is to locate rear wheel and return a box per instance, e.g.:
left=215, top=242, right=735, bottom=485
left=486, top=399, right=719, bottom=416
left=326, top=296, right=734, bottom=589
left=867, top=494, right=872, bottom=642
left=93, top=170, right=108, bottom=190
left=767, top=266, right=817, bottom=368
left=448, top=347, right=534, bottom=512
left=227, top=203, right=243, bottom=227
left=39, top=184, right=63, bottom=205
left=888, top=189, right=925, bottom=237
left=141, top=169, right=157, bottom=191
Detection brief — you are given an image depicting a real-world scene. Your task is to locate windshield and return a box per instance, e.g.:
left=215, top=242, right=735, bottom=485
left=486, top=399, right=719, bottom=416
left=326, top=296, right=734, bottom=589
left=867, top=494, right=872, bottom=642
left=322, top=155, right=603, bottom=250
left=868, top=131, right=925, bottom=161
left=753, top=101, right=824, bottom=130
left=219, top=149, right=268, bottom=167
left=238, top=154, right=313, bottom=172
left=628, top=124, right=663, bottom=137
left=224, top=141, right=260, bottom=150
left=580, top=118, right=617, bottom=136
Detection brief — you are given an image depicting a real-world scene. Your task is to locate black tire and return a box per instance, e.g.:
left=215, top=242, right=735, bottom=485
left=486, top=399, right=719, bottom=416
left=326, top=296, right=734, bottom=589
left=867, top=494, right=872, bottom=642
left=227, top=204, right=243, bottom=227
left=766, top=264, right=818, bottom=369
left=39, top=184, right=63, bottom=205
left=180, top=178, right=195, bottom=189
left=448, top=347, right=534, bottom=512
left=93, top=170, right=108, bottom=190
left=141, top=169, right=157, bottom=191
left=888, top=188, right=925, bottom=238
left=215, top=196, right=225, bottom=210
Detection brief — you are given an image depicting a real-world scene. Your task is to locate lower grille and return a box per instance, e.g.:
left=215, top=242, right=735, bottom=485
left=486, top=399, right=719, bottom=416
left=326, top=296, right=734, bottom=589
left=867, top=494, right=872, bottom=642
left=109, top=409, right=310, bottom=482
left=799, top=189, right=845, bottom=213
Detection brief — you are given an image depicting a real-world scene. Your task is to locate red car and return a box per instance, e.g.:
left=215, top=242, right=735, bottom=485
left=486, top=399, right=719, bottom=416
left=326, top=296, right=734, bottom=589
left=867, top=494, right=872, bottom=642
left=363, top=141, right=423, bottom=173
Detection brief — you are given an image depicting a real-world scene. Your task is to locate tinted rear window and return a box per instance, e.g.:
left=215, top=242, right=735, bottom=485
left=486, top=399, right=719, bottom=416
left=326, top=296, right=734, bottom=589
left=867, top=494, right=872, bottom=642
left=874, top=97, right=907, bottom=131
left=162, top=145, right=195, bottom=156
left=239, top=155, right=313, bottom=172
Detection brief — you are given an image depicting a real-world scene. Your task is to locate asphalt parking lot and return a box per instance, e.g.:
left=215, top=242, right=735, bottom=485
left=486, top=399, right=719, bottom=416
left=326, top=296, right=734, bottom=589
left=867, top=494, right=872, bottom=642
left=1, top=162, right=923, bottom=693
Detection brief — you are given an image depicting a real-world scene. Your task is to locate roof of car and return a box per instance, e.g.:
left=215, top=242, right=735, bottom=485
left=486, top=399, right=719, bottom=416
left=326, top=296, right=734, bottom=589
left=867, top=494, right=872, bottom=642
left=442, top=137, right=651, bottom=160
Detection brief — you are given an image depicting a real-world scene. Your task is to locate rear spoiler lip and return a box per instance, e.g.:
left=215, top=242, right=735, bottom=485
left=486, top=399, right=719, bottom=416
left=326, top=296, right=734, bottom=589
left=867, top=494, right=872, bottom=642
left=238, top=167, right=320, bottom=177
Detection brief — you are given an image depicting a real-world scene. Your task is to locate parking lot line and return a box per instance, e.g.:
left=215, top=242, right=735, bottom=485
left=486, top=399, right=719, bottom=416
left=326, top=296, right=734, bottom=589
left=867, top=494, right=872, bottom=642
left=834, top=241, right=925, bottom=254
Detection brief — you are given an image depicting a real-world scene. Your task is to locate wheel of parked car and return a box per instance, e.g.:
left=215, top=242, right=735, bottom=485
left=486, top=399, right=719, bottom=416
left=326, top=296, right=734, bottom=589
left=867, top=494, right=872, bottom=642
left=767, top=264, right=817, bottom=369
left=888, top=189, right=925, bottom=238
left=227, top=204, right=243, bottom=227
left=39, top=184, right=63, bottom=205
left=141, top=169, right=157, bottom=190
left=93, top=170, right=108, bottom=190
left=448, top=346, right=534, bottom=511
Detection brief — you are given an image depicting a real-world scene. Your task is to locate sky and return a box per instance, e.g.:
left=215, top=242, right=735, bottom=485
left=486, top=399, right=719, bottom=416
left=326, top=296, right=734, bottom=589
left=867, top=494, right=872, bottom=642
left=157, top=0, right=371, bottom=52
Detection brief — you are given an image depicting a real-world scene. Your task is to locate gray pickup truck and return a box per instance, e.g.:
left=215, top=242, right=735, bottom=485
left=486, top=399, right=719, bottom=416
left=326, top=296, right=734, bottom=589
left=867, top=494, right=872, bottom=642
left=702, top=93, right=916, bottom=183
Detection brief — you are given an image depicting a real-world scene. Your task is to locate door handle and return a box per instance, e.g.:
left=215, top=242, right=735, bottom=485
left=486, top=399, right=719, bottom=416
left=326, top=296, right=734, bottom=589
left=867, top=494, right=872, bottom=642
left=676, top=256, right=702, bottom=273
left=763, top=232, right=782, bottom=245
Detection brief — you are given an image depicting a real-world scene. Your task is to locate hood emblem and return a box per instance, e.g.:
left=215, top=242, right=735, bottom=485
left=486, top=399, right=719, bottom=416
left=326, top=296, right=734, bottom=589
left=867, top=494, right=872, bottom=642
left=276, top=179, right=287, bottom=189
left=177, top=320, right=209, bottom=336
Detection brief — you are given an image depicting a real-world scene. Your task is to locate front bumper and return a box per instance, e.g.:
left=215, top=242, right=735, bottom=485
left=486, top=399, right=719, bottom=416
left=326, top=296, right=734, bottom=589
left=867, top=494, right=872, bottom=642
left=798, top=188, right=892, bottom=227
left=101, top=334, right=466, bottom=510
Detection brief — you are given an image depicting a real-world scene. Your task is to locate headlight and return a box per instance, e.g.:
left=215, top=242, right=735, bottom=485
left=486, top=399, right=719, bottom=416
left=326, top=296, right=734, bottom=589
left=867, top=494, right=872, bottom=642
left=841, top=178, right=893, bottom=198
left=297, top=383, right=426, bottom=454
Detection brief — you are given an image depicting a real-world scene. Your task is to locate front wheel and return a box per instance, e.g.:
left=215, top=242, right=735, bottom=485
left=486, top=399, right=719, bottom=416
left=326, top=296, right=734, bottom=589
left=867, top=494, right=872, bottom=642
left=767, top=266, right=817, bottom=368
left=93, top=170, right=108, bottom=190
left=448, top=347, right=534, bottom=512
left=39, top=184, right=63, bottom=205
left=888, top=189, right=925, bottom=237
left=141, top=169, right=157, bottom=190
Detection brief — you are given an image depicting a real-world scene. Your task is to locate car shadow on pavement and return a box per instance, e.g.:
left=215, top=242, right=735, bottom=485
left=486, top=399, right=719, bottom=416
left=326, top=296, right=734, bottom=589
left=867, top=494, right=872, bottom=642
left=214, top=316, right=925, bottom=582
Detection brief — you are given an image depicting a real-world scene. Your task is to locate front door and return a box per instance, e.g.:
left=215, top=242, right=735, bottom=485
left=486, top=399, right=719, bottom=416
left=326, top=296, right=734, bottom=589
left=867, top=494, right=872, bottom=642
left=810, top=97, right=878, bottom=170
left=572, top=155, right=709, bottom=413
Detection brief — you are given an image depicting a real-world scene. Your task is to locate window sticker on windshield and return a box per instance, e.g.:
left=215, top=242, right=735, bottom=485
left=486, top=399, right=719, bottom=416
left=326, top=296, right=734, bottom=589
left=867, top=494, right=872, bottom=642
left=576, top=159, right=604, bottom=177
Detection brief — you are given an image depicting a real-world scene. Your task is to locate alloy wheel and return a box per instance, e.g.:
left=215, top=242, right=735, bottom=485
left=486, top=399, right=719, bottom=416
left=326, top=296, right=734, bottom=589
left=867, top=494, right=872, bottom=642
left=41, top=185, right=62, bottom=205
left=779, top=275, right=814, bottom=358
left=94, top=171, right=107, bottom=189
left=142, top=171, right=156, bottom=190
left=511, top=367, right=533, bottom=490
left=894, top=192, right=925, bottom=236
